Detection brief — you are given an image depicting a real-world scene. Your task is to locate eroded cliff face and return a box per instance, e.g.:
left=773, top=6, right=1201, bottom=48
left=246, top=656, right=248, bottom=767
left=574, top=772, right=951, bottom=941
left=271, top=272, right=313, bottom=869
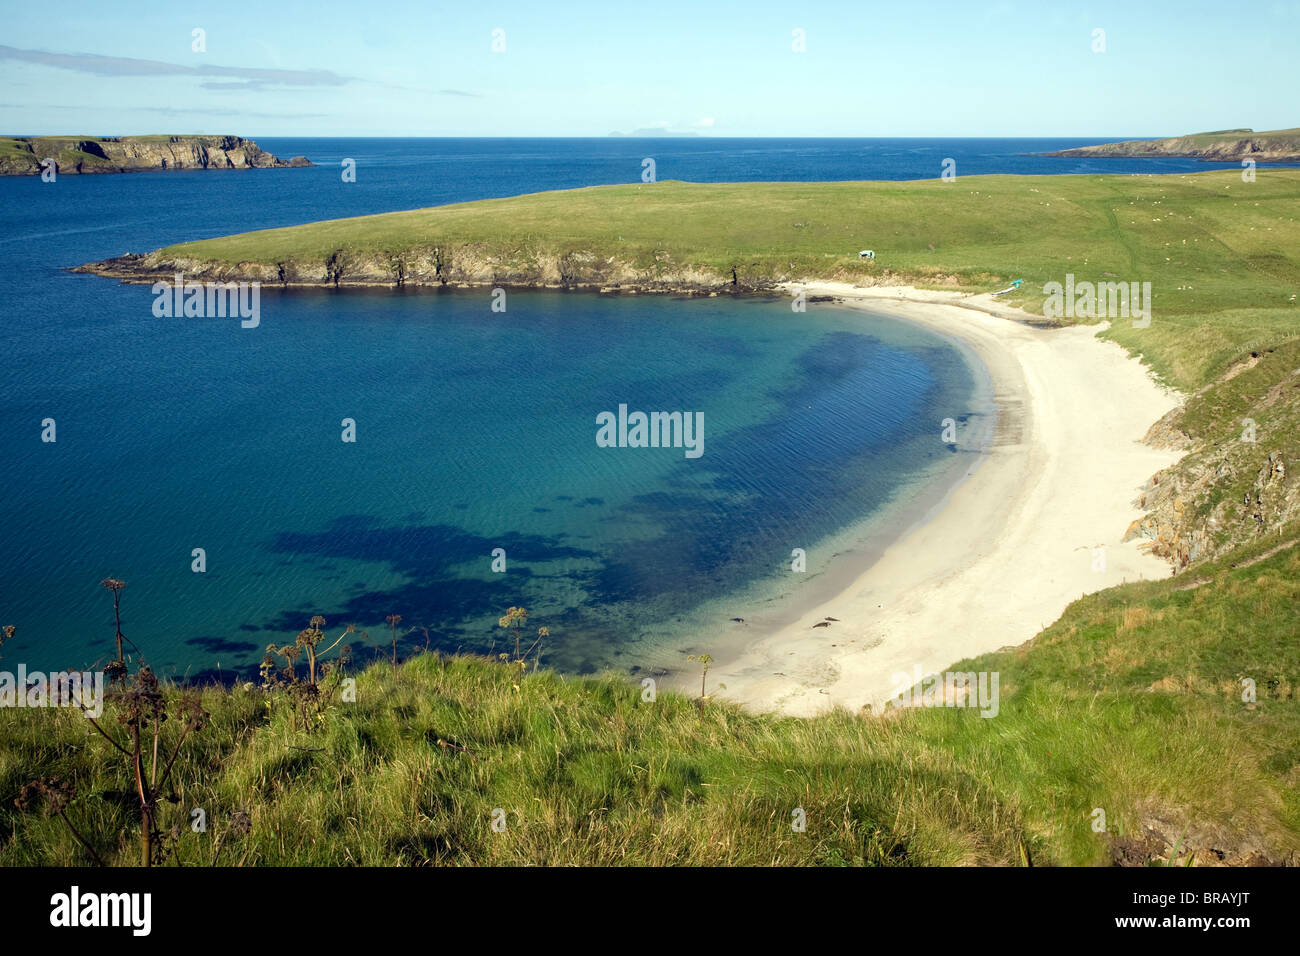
left=74, top=244, right=780, bottom=295
left=1124, top=345, right=1300, bottom=570
left=0, top=135, right=312, bottom=175
left=76, top=237, right=982, bottom=294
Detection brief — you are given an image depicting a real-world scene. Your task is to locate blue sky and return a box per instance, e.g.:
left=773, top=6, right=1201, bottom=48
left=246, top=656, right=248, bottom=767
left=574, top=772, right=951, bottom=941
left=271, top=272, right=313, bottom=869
left=1, top=0, right=1296, bottom=137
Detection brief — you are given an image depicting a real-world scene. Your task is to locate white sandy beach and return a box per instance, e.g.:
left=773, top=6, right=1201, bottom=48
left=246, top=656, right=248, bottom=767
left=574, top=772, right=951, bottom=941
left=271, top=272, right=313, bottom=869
left=710, top=281, right=1186, bottom=717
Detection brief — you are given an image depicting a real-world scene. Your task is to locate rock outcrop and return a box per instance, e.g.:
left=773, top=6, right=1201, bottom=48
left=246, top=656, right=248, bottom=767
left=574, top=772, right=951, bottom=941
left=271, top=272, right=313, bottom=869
left=0, top=135, right=312, bottom=176
left=1124, top=345, right=1300, bottom=570
left=73, top=245, right=781, bottom=296
left=1044, top=128, right=1300, bottom=163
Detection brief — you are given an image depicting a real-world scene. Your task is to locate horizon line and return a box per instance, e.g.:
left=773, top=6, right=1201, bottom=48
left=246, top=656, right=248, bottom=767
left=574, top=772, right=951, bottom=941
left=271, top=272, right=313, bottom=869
left=2, top=132, right=1173, bottom=140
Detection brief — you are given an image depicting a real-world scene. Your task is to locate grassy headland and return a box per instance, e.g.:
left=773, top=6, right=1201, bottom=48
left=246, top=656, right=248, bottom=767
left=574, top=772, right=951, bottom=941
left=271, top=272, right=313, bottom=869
left=21, top=167, right=1298, bottom=866
left=0, top=135, right=309, bottom=175
left=1045, top=128, right=1300, bottom=163
left=83, top=169, right=1300, bottom=390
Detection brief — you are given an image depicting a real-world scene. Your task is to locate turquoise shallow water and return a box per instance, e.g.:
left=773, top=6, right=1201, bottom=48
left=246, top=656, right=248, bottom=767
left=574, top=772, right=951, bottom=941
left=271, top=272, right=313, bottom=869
left=0, top=138, right=1005, bottom=680
left=2, top=286, right=980, bottom=678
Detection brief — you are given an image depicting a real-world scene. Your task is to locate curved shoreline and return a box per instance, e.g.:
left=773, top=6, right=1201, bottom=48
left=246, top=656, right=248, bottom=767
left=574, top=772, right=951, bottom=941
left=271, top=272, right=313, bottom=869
left=705, top=281, right=1186, bottom=717
left=68, top=258, right=1185, bottom=706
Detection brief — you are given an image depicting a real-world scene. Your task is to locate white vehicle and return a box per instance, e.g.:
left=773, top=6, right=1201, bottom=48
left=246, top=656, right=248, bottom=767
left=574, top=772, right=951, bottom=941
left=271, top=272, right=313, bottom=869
left=859, top=249, right=875, bottom=259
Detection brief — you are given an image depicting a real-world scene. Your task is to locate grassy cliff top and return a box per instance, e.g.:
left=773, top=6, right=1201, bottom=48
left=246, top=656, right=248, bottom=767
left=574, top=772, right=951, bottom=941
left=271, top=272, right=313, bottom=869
left=1046, top=128, right=1300, bottom=159
left=1178, top=127, right=1300, bottom=146
left=145, top=170, right=1300, bottom=391
left=0, top=134, right=256, bottom=156
left=1, top=134, right=243, bottom=141
left=1, top=135, right=301, bottom=176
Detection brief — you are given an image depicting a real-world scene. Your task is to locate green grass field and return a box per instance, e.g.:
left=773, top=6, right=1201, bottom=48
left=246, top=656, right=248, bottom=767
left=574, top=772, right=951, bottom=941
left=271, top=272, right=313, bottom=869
left=1175, top=127, right=1300, bottom=148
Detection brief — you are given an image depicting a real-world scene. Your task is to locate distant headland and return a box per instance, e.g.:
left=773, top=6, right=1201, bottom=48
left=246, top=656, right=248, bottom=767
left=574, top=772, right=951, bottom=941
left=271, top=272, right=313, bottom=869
left=1044, top=127, right=1300, bottom=162
left=0, top=135, right=312, bottom=176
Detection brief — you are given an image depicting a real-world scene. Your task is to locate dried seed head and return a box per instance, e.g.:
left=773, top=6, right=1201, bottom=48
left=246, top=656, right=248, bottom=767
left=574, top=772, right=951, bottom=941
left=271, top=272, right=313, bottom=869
left=104, top=659, right=128, bottom=682
left=178, top=691, right=208, bottom=726
left=15, top=777, right=74, bottom=815
left=498, top=607, right=528, bottom=629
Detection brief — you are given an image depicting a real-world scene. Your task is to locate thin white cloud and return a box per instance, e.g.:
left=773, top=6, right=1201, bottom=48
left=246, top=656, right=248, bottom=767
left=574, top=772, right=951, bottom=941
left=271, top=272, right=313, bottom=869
left=0, top=44, right=347, bottom=88
left=0, top=102, right=330, bottom=119
left=0, top=45, right=483, bottom=98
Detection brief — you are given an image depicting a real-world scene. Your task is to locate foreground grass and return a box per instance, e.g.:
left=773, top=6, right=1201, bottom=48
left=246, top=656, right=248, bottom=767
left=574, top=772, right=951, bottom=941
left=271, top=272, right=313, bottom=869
left=936, top=529, right=1300, bottom=865
left=3, top=533, right=1296, bottom=866
left=2, top=654, right=1026, bottom=866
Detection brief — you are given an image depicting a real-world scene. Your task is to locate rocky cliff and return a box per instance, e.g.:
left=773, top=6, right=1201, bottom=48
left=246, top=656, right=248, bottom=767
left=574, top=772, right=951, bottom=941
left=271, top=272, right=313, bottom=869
left=73, top=246, right=782, bottom=296
left=1124, top=342, right=1300, bottom=570
left=0, top=135, right=312, bottom=176
left=1045, top=128, right=1300, bottom=163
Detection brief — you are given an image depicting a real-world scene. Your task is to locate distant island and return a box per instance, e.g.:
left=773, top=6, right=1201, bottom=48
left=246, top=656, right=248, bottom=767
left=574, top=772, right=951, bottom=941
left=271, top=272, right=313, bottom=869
left=0, top=135, right=312, bottom=176
left=1045, top=127, right=1300, bottom=162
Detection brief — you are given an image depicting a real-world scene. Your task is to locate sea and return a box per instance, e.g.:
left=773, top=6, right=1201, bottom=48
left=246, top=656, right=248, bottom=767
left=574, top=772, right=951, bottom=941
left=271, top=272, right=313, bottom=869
left=0, top=137, right=1273, bottom=680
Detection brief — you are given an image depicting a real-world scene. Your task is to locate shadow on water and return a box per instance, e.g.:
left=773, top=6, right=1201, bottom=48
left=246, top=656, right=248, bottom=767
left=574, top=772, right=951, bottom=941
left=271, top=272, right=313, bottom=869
left=258, top=516, right=604, bottom=657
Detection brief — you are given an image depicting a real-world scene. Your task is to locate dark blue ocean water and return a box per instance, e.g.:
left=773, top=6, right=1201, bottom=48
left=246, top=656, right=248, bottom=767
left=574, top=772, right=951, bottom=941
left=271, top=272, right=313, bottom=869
left=0, top=137, right=1241, bottom=679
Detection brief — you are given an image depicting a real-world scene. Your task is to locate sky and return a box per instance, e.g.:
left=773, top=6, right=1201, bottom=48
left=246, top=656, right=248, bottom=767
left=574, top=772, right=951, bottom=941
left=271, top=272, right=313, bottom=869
left=1, top=0, right=1297, bottom=138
